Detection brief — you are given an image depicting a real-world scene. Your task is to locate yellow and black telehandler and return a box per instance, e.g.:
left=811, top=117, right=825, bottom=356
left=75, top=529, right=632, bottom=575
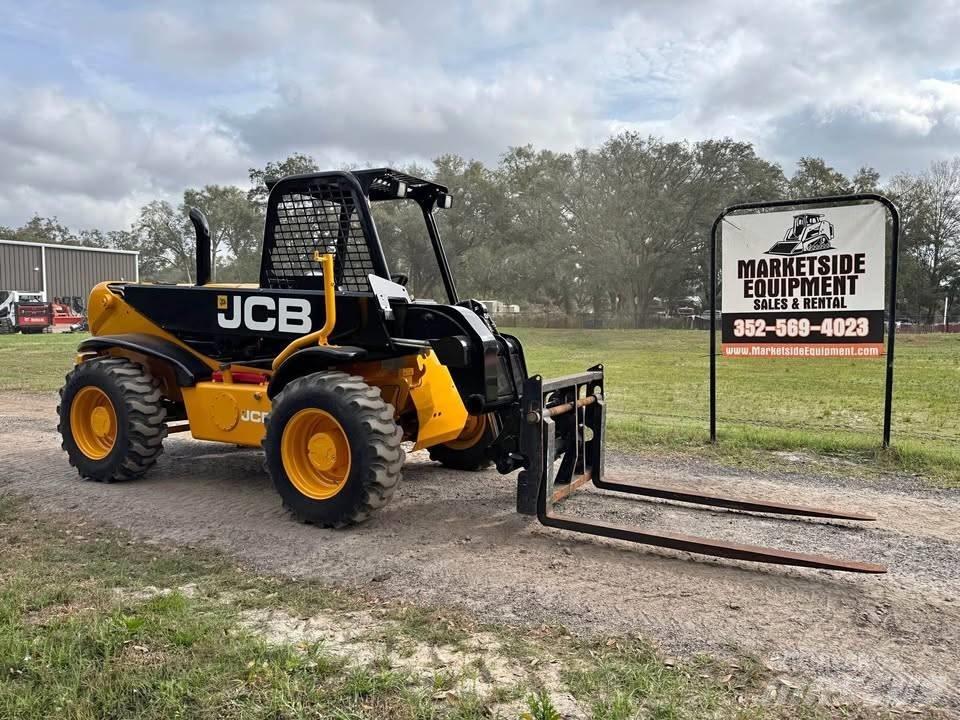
left=58, top=169, right=885, bottom=573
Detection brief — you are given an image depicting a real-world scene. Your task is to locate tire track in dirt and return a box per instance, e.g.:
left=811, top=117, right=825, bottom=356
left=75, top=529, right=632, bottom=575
left=1, top=392, right=958, bottom=713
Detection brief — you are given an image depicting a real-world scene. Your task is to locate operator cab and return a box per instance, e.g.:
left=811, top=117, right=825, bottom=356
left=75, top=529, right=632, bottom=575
left=256, top=168, right=524, bottom=412
left=793, top=213, right=822, bottom=232
left=259, top=169, right=456, bottom=302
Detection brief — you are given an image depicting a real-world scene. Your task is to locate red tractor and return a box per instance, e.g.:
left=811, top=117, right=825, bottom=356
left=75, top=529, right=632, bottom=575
left=0, top=291, right=50, bottom=334
left=50, top=298, right=84, bottom=330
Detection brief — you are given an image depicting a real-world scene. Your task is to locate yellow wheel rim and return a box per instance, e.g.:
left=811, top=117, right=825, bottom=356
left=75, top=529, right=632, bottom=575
left=445, top=414, right=489, bottom=451
left=281, top=409, right=351, bottom=500
left=70, top=386, right=117, bottom=460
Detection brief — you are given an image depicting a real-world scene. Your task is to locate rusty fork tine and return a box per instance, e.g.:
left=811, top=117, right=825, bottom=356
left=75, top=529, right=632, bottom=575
left=592, top=479, right=876, bottom=521
left=521, top=369, right=886, bottom=574
left=544, top=512, right=888, bottom=573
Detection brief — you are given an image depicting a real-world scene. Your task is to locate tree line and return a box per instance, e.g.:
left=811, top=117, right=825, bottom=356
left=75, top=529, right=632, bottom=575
left=2, top=133, right=958, bottom=324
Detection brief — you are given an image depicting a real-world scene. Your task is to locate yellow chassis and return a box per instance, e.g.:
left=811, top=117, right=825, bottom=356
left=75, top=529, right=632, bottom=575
left=81, top=254, right=468, bottom=451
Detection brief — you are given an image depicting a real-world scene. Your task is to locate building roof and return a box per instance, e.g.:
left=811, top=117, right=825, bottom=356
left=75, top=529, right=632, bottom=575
left=0, top=238, right=139, bottom=256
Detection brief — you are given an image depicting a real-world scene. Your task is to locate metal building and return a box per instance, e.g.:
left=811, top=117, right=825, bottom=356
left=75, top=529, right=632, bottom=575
left=0, top=240, right=139, bottom=309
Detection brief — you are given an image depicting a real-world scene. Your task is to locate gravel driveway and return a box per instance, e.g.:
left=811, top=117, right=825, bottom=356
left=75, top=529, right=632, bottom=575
left=2, top=391, right=958, bottom=713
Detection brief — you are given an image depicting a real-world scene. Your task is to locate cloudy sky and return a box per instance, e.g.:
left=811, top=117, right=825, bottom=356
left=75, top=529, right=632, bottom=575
left=2, top=0, right=959, bottom=230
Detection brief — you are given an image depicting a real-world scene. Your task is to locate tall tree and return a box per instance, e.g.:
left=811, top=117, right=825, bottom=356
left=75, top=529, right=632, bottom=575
left=135, top=201, right=195, bottom=283
left=569, top=134, right=786, bottom=325
left=77, top=229, right=109, bottom=248
left=852, top=166, right=881, bottom=193
left=183, top=185, right=263, bottom=281
left=915, top=160, right=960, bottom=322
left=495, top=146, right=579, bottom=312
left=887, top=163, right=960, bottom=322
left=789, top=157, right=851, bottom=198
left=2, top=215, right=75, bottom=245
left=247, top=153, right=320, bottom=205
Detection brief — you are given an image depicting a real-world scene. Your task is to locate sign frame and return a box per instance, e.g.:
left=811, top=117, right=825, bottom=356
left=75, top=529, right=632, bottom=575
left=708, top=194, right=901, bottom=447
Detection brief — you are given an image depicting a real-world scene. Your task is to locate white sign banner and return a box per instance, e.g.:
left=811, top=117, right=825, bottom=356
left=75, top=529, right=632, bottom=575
left=720, top=201, right=886, bottom=358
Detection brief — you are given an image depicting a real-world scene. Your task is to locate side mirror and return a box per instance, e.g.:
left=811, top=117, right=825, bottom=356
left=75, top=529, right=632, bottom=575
left=437, top=193, right=453, bottom=210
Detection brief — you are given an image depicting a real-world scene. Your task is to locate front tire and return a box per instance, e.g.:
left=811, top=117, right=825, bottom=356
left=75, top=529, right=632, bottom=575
left=58, top=357, right=168, bottom=482
left=264, top=372, right=404, bottom=527
left=427, top=414, right=496, bottom=471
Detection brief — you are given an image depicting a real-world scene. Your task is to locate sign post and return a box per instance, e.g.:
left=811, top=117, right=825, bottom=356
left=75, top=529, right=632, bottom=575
left=709, top=194, right=900, bottom=446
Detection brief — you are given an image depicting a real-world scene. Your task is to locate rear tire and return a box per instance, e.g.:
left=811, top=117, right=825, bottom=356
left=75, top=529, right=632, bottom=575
left=58, top=357, right=168, bottom=482
left=264, top=372, right=403, bottom=527
left=427, top=414, right=495, bottom=471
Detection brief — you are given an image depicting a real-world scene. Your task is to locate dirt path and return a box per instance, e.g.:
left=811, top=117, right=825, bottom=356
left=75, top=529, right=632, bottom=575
left=2, top=391, right=958, bottom=713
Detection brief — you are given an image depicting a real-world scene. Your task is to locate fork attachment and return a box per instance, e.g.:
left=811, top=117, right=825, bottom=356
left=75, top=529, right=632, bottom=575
left=516, top=367, right=886, bottom=574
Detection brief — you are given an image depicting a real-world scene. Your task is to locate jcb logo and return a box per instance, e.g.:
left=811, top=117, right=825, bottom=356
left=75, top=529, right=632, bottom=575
left=240, top=409, right=268, bottom=424
left=217, top=295, right=311, bottom=334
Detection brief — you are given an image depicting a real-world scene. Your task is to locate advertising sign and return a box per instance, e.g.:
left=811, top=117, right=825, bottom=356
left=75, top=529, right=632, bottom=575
left=721, top=202, right=886, bottom=358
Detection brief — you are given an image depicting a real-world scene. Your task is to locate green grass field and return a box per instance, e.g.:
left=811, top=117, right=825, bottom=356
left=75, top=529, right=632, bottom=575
left=3, top=329, right=959, bottom=484
left=510, top=329, right=960, bottom=484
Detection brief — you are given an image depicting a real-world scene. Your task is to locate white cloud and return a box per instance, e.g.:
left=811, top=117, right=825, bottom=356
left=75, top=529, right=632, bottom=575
left=0, top=86, right=249, bottom=228
left=2, top=0, right=960, bottom=230
left=225, top=61, right=594, bottom=164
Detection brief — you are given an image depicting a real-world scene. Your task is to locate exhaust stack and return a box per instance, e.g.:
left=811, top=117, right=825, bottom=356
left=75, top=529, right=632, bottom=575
left=189, top=207, right=211, bottom=286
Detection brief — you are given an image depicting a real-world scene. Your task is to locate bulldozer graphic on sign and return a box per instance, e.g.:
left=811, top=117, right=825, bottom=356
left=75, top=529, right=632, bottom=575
left=766, top=213, right=835, bottom=255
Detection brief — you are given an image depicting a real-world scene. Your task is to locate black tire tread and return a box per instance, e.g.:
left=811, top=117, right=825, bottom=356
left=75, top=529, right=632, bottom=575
left=266, top=371, right=403, bottom=527
left=427, top=416, right=495, bottom=471
left=57, top=357, right=167, bottom=482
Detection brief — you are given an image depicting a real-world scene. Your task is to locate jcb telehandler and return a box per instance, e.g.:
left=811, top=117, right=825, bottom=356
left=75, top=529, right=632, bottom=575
left=58, top=169, right=884, bottom=573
